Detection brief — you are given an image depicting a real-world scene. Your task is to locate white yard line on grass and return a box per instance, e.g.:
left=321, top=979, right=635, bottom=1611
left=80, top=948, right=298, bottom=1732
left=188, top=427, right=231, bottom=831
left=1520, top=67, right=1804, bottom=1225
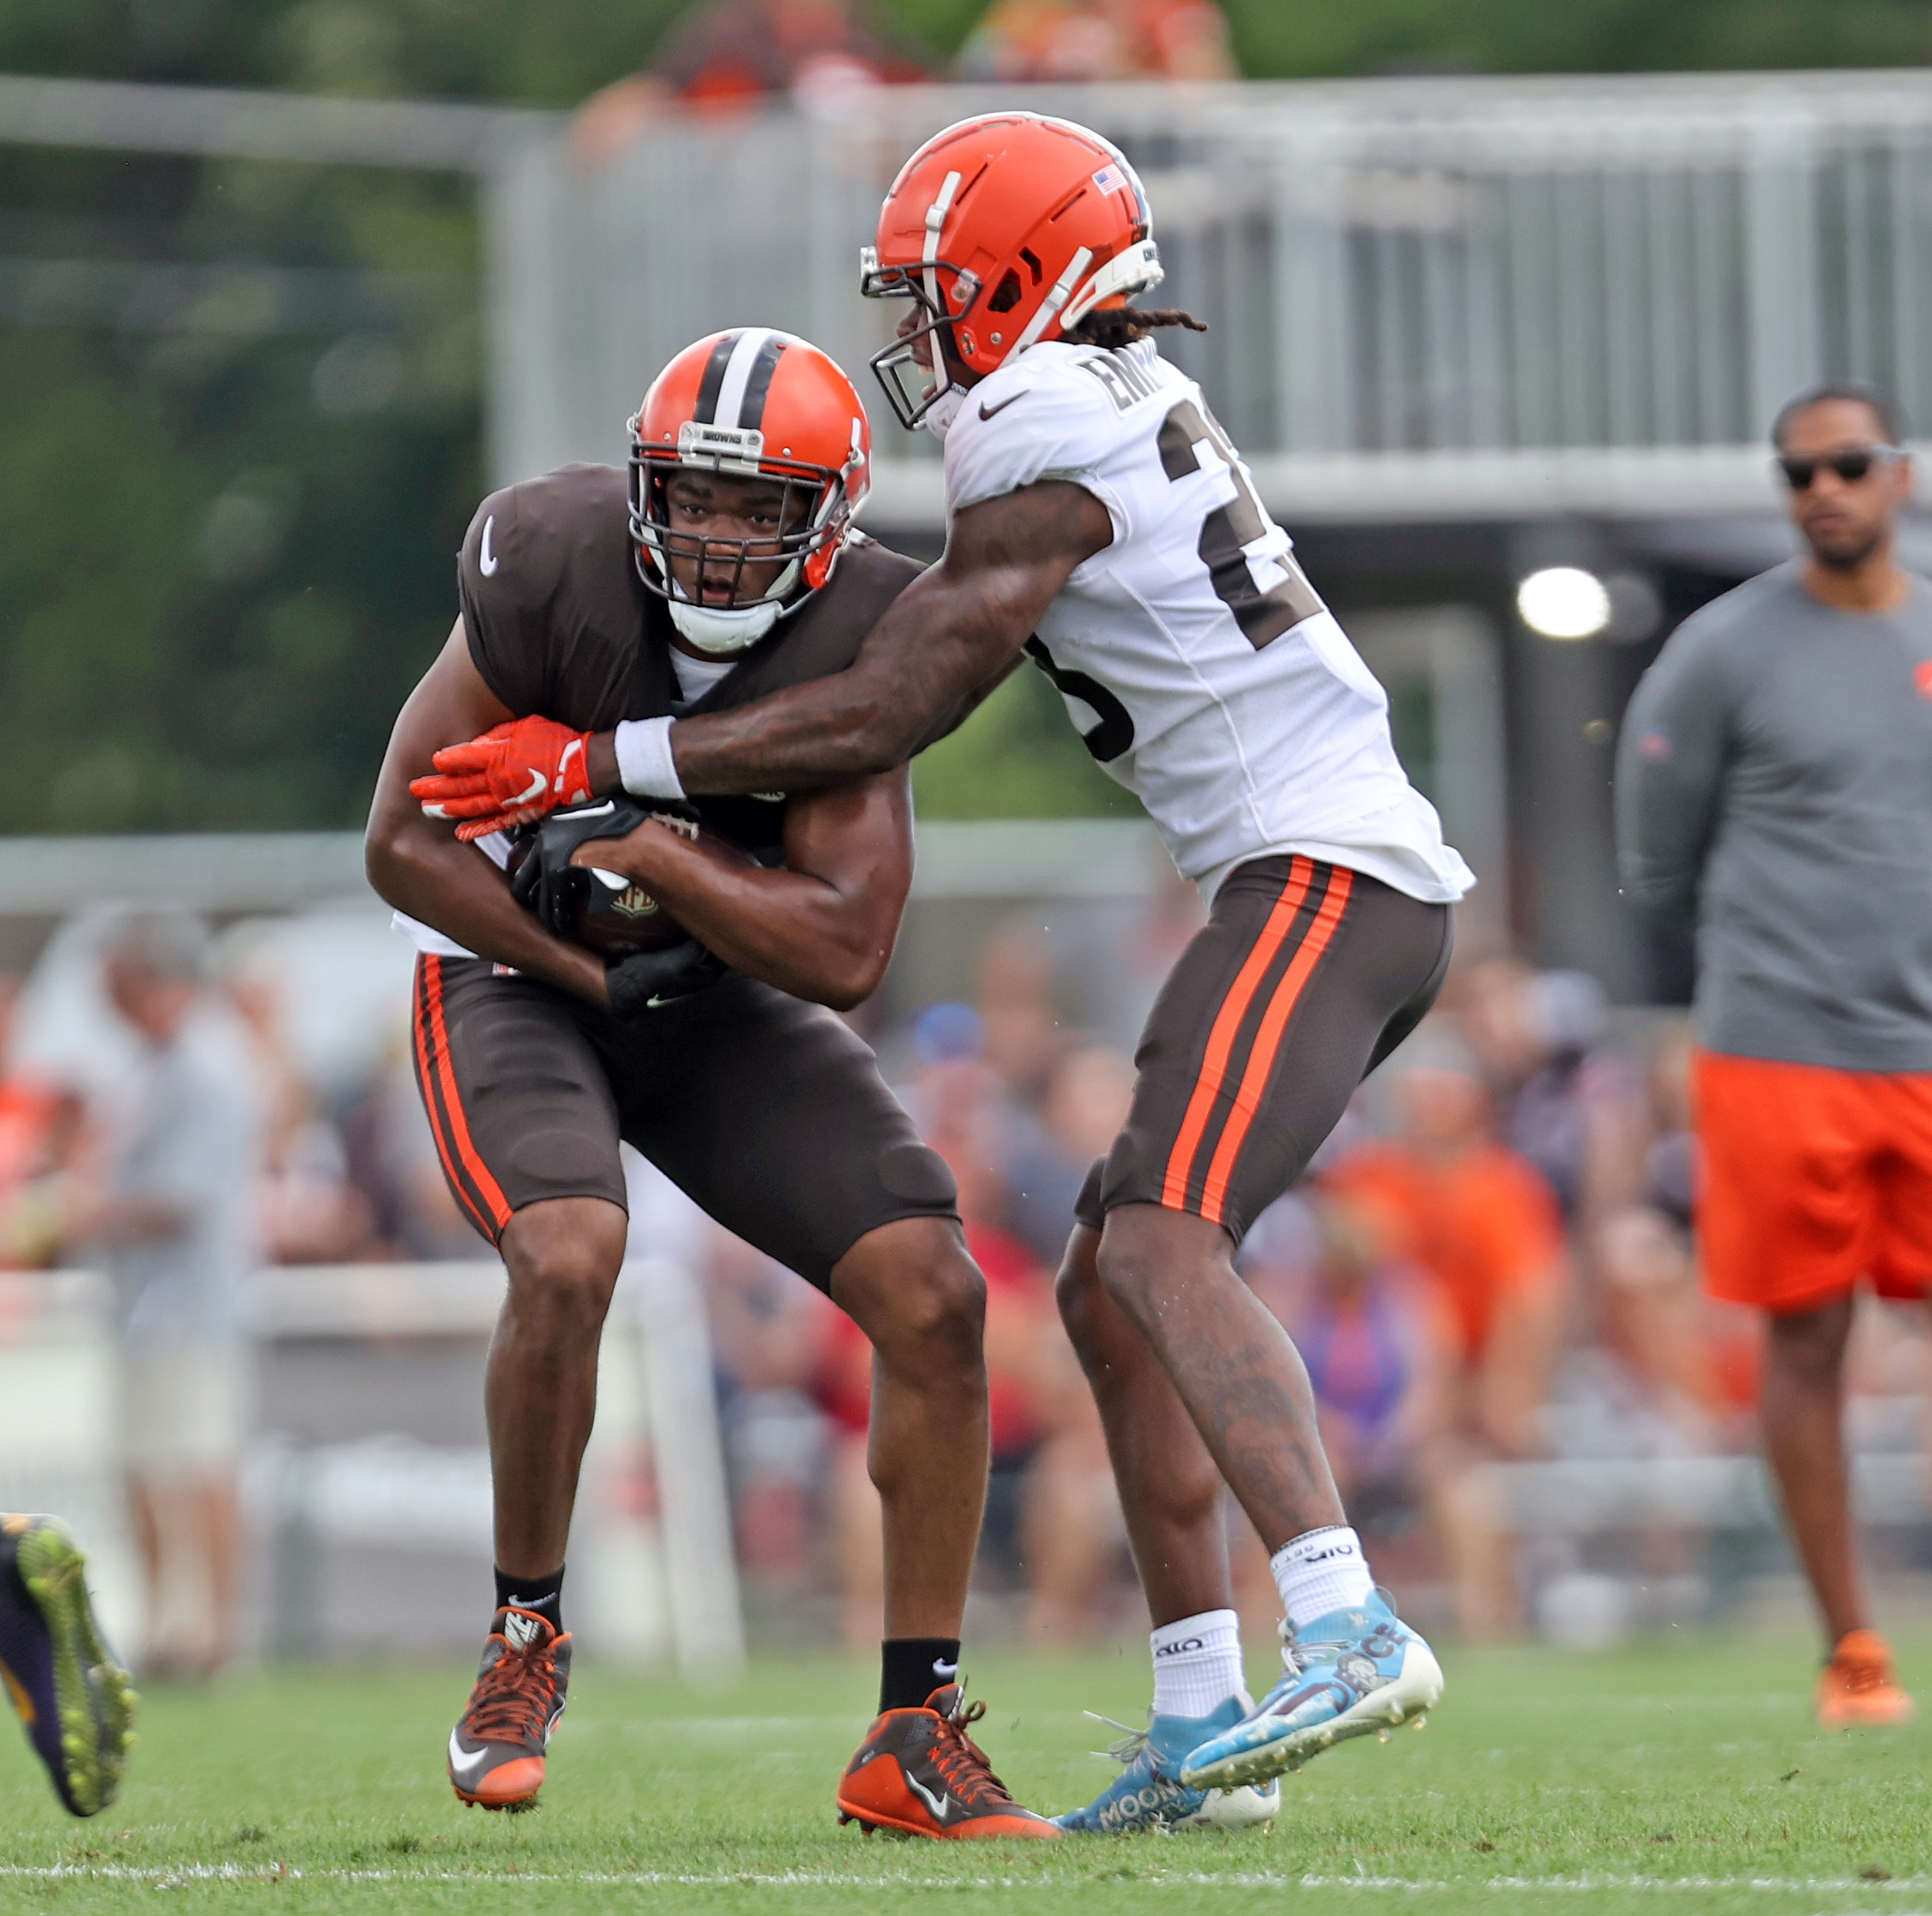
left=3, top=1866, right=1931, bottom=1895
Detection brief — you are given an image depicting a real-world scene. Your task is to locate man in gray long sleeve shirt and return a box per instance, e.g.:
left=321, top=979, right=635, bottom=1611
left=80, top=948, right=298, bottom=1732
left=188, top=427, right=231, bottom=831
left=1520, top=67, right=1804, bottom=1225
left=1617, top=381, right=1932, bottom=1730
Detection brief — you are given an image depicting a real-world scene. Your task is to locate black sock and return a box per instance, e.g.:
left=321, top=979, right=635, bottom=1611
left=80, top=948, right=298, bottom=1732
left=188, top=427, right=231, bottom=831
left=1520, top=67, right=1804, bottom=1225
left=881, top=1637, right=962, bottom=1713
left=494, top=1565, right=564, bottom=1629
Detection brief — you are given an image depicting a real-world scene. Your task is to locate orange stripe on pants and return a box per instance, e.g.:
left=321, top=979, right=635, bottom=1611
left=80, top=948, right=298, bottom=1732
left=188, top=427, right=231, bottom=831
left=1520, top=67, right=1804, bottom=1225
left=1197, top=867, right=1352, bottom=1226
left=410, top=959, right=486, bottom=1237
left=1159, top=858, right=1315, bottom=1212
left=421, top=955, right=514, bottom=1235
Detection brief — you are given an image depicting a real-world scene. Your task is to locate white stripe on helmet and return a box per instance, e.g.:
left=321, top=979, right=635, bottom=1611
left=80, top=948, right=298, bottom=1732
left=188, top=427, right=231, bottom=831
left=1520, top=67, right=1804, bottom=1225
left=712, top=326, right=776, bottom=431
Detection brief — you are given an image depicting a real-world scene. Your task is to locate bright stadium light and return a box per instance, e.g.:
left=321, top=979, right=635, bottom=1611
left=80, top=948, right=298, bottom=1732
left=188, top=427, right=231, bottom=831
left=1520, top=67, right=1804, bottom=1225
left=1517, top=566, right=1612, bottom=640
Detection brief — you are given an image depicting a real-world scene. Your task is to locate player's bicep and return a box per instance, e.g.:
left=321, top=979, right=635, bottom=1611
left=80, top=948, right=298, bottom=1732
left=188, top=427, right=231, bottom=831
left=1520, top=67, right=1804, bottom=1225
left=370, top=621, right=515, bottom=830
left=938, top=480, right=1113, bottom=616
left=780, top=767, right=914, bottom=911
left=389, top=622, right=515, bottom=775
left=849, top=482, right=1112, bottom=704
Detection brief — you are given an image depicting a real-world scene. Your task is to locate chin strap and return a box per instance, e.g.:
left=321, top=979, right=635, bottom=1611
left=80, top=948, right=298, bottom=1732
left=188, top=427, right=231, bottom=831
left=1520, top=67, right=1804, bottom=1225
left=666, top=596, right=782, bottom=655
left=663, top=554, right=807, bottom=655
left=922, top=386, right=968, bottom=442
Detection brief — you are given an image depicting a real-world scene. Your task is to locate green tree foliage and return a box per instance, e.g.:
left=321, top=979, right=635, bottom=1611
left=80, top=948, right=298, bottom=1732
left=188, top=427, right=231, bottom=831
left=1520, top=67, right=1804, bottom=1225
left=0, top=139, right=480, bottom=833
left=0, top=0, right=1927, bottom=834
left=912, top=663, right=1140, bottom=820
left=1222, top=0, right=1932, bottom=80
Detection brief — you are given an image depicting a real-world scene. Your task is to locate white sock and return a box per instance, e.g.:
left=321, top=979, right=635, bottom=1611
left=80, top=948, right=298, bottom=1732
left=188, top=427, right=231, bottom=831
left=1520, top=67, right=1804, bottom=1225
left=1150, top=1609, right=1244, bottom=1721
left=1271, top=1526, right=1375, bottom=1631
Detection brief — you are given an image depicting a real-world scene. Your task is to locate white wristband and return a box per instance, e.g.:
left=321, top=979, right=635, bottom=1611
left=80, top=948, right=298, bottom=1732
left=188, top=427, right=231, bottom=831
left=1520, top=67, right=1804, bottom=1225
left=612, top=716, right=686, bottom=799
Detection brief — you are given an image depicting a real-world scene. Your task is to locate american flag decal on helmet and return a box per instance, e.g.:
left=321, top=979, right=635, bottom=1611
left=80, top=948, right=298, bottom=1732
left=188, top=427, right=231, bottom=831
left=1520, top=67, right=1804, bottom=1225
left=1091, top=164, right=1126, bottom=196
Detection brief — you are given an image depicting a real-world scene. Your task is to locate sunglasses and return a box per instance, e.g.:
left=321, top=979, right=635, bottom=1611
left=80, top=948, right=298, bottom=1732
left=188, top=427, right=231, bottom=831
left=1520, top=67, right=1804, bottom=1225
left=1776, top=445, right=1905, bottom=491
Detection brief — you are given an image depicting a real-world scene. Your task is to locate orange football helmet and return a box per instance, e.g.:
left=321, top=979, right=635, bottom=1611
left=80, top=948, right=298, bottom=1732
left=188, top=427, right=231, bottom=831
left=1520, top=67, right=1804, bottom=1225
left=628, top=327, right=871, bottom=650
left=859, top=113, right=1163, bottom=430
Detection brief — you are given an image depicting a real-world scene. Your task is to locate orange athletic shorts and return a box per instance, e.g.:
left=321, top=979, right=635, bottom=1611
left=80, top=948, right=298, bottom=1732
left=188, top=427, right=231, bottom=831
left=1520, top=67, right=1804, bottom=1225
left=1693, top=1046, right=1932, bottom=1315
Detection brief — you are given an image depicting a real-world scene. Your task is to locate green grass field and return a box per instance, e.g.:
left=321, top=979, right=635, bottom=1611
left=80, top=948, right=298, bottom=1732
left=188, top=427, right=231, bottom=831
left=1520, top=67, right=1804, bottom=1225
left=3, top=1636, right=1930, bottom=1913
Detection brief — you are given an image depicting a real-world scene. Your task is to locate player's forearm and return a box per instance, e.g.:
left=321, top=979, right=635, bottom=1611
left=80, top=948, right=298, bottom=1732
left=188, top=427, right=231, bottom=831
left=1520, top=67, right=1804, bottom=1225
left=365, top=814, right=609, bottom=1004
left=588, top=833, right=898, bottom=1010
left=586, top=575, right=1033, bottom=800
left=1613, top=671, right=1723, bottom=919
left=582, top=685, right=923, bottom=802
left=1613, top=764, right=1709, bottom=918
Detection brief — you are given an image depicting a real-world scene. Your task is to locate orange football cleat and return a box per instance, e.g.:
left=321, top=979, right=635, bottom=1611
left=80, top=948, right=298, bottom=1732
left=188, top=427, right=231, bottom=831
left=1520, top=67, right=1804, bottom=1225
left=838, top=1682, right=1061, bottom=1840
left=447, top=1606, right=571, bottom=1808
left=1816, top=1629, right=1916, bottom=1732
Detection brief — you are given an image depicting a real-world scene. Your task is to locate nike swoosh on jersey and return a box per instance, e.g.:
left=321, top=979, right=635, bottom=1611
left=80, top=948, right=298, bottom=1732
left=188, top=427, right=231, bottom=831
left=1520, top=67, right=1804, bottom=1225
left=904, top=1772, right=951, bottom=1820
left=448, top=1730, right=492, bottom=1777
left=480, top=515, right=499, bottom=576
left=977, top=392, right=1026, bottom=422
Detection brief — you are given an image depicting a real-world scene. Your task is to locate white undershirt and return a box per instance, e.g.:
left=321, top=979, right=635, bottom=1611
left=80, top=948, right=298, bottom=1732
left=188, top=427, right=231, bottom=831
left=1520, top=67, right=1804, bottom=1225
left=669, top=646, right=736, bottom=708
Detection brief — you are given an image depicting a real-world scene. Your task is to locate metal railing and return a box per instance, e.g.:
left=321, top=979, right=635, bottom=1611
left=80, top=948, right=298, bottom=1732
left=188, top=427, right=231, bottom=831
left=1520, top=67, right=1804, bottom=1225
left=0, top=1264, right=743, bottom=1671
left=8, top=69, right=1929, bottom=524
left=490, top=72, right=1932, bottom=522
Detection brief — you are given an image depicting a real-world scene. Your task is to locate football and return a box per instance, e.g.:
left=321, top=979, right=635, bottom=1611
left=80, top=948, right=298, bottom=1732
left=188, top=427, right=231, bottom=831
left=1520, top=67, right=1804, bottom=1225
left=510, top=806, right=755, bottom=958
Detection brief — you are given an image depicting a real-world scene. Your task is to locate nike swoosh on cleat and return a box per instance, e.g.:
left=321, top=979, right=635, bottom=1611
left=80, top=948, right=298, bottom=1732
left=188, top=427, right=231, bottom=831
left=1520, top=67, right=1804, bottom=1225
left=480, top=516, right=498, bottom=576
left=904, top=1772, right=951, bottom=1821
left=502, top=1612, right=543, bottom=1648
left=448, top=1730, right=492, bottom=1778
left=977, top=392, right=1025, bottom=421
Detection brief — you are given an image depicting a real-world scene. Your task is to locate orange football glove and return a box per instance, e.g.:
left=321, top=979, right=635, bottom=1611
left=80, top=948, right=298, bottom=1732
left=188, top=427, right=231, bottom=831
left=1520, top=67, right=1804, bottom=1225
left=410, top=716, right=595, bottom=842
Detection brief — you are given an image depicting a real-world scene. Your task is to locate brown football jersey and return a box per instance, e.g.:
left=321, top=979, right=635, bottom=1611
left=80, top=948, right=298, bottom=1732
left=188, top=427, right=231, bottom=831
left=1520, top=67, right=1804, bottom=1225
left=457, top=463, right=923, bottom=860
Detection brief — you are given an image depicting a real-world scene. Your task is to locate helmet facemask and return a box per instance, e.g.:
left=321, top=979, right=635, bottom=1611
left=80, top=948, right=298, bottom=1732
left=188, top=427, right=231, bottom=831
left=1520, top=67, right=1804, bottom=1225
left=860, top=249, right=987, bottom=434
left=628, top=420, right=855, bottom=656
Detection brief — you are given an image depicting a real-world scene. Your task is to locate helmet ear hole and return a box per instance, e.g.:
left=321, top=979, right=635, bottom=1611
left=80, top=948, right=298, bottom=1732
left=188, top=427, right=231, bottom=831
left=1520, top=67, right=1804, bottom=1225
left=1019, top=248, right=1044, bottom=285
left=988, top=270, right=1023, bottom=314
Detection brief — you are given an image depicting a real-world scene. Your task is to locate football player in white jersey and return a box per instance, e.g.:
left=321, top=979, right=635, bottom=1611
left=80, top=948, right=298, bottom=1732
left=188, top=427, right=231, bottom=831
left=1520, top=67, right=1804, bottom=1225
left=426, top=112, right=1472, bottom=1828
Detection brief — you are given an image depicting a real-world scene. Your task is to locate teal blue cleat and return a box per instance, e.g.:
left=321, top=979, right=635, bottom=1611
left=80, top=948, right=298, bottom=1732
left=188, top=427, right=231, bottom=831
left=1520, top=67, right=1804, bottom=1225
left=1179, top=1595, right=1442, bottom=1791
left=0, top=1515, right=136, bottom=1817
left=1054, top=1696, right=1279, bottom=1834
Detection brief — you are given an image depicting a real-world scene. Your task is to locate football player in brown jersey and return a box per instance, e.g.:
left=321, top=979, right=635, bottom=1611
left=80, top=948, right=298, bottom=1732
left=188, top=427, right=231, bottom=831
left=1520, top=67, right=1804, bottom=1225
left=370, top=329, right=1054, bottom=1837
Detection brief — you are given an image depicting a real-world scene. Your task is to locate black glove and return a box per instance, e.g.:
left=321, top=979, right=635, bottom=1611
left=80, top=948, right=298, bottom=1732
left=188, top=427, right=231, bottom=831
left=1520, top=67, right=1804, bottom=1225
left=509, top=796, right=661, bottom=935
left=605, top=940, right=727, bottom=1017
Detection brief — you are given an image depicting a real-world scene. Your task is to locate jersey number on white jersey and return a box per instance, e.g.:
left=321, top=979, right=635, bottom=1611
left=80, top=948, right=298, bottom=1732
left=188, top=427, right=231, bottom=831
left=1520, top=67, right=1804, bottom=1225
left=1155, top=397, right=1322, bottom=651
left=1028, top=378, right=1325, bottom=760
left=1025, top=634, right=1134, bottom=763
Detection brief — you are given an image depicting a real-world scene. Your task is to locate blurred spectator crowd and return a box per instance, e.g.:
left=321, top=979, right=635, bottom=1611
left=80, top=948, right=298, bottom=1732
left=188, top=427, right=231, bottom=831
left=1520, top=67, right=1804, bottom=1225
left=0, top=929, right=481, bottom=1286
left=568, top=0, right=1235, bottom=164
left=702, top=924, right=1814, bottom=1652
left=3, top=899, right=1929, bottom=1655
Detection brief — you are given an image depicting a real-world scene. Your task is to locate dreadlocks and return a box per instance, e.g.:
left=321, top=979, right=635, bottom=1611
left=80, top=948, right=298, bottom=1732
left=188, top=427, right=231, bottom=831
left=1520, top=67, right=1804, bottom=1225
left=1062, top=306, right=1210, bottom=350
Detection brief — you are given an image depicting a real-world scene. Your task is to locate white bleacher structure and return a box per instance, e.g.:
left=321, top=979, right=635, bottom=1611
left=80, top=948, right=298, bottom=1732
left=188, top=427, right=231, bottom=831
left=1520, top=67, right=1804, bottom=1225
left=491, top=71, right=1932, bottom=523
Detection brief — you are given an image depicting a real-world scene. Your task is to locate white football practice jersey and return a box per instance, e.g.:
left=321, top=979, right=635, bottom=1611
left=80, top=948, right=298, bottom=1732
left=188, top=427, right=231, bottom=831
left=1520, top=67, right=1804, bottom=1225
left=944, top=339, right=1474, bottom=905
